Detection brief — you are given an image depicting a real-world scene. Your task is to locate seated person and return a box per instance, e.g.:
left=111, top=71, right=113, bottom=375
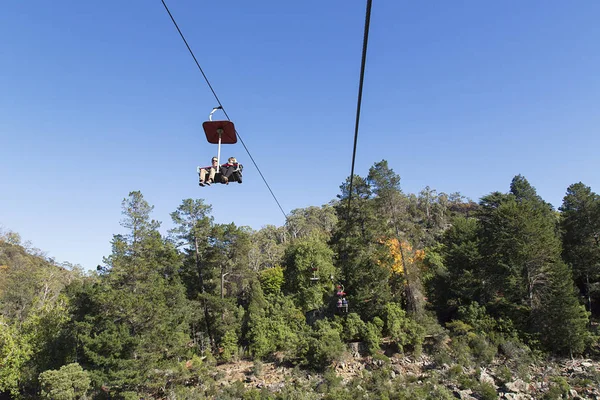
left=341, top=297, right=348, bottom=313
left=198, top=157, right=219, bottom=186
left=218, top=157, right=243, bottom=184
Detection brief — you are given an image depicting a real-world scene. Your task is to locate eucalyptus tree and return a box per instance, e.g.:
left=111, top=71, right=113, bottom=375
left=285, top=204, right=338, bottom=242
left=248, top=224, right=286, bottom=272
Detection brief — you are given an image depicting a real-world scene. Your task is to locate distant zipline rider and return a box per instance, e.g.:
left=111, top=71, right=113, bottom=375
left=335, top=284, right=349, bottom=313
left=197, top=107, right=243, bottom=187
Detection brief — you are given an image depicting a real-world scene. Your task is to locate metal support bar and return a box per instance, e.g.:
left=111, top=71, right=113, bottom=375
left=217, top=129, right=222, bottom=166
left=209, top=106, right=224, bottom=166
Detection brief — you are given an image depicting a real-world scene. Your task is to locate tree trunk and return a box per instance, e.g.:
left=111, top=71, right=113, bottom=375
left=195, top=236, right=215, bottom=351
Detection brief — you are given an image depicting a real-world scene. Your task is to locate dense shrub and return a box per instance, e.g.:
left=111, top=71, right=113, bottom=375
left=220, top=330, right=238, bottom=362
left=38, top=363, right=90, bottom=400
left=306, top=320, right=346, bottom=370
left=340, top=313, right=366, bottom=342
left=361, top=320, right=382, bottom=355
left=383, top=303, right=424, bottom=352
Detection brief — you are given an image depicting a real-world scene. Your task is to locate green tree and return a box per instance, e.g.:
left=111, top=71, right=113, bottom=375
left=259, top=266, right=284, bottom=296
left=205, top=223, right=253, bottom=299
left=169, top=198, right=213, bottom=295
left=510, top=174, right=543, bottom=203
left=283, top=238, right=335, bottom=312
left=285, top=205, right=338, bottom=241
left=75, top=192, right=190, bottom=394
left=0, top=237, right=82, bottom=393
left=478, top=186, right=555, bottom=311
left=219, top=330, right=239, bottom=362
left=368, top=161, right=426, bottom=316
left=119, top=191, right=161, bottom=256
left=532, top=262, right=590, bottom=355
left=429, top=217, right=483, bottom=321
left=477, top=176, right=589, bottom=353
left=382, top=303, right=424, bottom=352
left=201, top=223, right=253, bottom=351
left=169, top=198, right=219, bottom=351
left=333, top=174, right=392, bottom=319
left=248, top=225, right=286, bottom=271
left=39, top=363, right=91, bottom=400
left=21, top=294, right=74, bottom=383
left=559, top=182, right=600, bottom=315
left=306, top=320, right=345, bottom=370
left=0, top=316, right=32, bottom=396
left=367, top=160, right=407, bottom=240
left=244, top=280, right=308, bottom=361
left=245, top=280, right=271, bottom=359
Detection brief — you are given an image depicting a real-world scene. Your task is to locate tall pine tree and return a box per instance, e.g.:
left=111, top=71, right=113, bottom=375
left=74, top=192, right=190, bottom=394
left=478, top=177, right=588, bottom=354
left=559, top=182, right=600, bottom=316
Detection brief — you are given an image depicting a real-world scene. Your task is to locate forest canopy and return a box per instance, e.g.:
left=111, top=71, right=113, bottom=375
left=1, top=160, right=599, bottom=399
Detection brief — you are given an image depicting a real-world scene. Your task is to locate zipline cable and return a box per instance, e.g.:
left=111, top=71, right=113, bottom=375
left=160, top=0, right=288, bottom=221
left=346, top=0, right=373, bottom=218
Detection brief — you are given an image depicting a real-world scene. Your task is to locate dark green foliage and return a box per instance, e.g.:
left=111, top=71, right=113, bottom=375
left=340, top=312, right=365, bottom=342
left=361, top=320, right=382, bottom=355
left=245, top=280, right=271, bottom=358
left=382, top=302, right=424, bottom=352
left=429, top=217, right=483, bottom=321
left=532, top=261, right=590, bottom=355
left=249, top=225, right=286, bottom=271
left=332, top=175, right=393, bottom=319
left=318, top=367, right=343, bottom=395
left=445, top=305, right=503, bottom=367
left=306, top=320, right=346, bottom=370
left=72, top=192, right=192, bottom=396
left=245, top=282, right=308, bottom=361
left=560, top=182, right=600, bottom=316
left=282, top=238, right=335, bottom=312
left=510, top=174, right=544, bottom=203
left=474, top=177, right=589, bottom=354
left=473, top=381, right=497, bottom=400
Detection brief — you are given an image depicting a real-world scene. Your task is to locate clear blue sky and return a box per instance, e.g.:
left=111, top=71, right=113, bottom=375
left=2, top=1, right=600, bottom=270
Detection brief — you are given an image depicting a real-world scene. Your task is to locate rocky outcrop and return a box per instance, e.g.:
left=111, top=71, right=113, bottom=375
left=214, top=354, right=600, bottom=398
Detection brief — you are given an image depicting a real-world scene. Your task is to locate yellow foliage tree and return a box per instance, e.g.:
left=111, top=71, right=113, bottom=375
left=379, top=238, right=425, bottom=276
left=379, top=238, right=427, bottom=314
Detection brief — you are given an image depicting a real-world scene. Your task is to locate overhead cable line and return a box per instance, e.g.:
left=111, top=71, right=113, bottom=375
left=160, top=0, right=288, bottom=221
left=346, top=0, right=373, bottom=218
